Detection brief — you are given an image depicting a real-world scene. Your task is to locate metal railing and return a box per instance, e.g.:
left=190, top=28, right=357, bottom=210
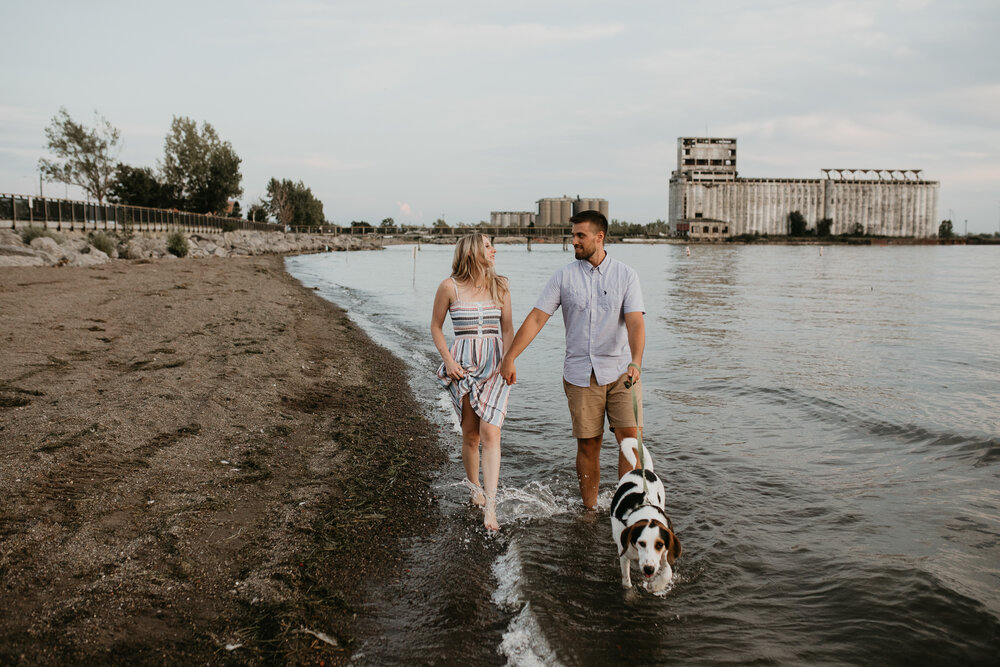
left=1, top=193, right=279, bottom=233
left=287, top=225, right=573, bottom=237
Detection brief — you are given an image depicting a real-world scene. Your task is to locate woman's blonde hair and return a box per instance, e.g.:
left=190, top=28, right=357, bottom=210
left=451, top=234, right=508, bottom=305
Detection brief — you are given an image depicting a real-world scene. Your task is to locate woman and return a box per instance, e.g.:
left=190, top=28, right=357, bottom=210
left=431, top=234, right=513, bottom=532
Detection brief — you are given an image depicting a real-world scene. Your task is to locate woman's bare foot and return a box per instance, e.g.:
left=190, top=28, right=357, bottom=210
left=463, top=478, right=486, bottom=506
left=484, top=494, right=499, bottom=532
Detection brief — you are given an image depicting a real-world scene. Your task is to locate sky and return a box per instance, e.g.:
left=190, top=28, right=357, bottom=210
left=2, top=0, right=998, bottom=233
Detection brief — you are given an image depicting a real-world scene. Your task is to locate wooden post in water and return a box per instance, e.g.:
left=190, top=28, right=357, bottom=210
left=527, top=237, right=532, bottom=252
left=412, top=245, right=417, bottom=286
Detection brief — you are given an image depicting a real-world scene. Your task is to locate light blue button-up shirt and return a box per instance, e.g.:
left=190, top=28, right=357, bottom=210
left=534, top=254, right=645, bottom=387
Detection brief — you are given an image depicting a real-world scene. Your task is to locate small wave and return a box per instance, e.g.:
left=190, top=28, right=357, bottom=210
left=499, top=603, right=565, bottom=667
left=500, top=481, right=578, bottom=523
left=437, top=394, right=461, bottom=433
left=491, top=542, right=524, bottom=610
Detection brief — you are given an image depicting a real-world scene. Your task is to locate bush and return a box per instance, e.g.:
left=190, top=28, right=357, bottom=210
left=221, top=219, right=239, bottom=233
left=167, top=230, right=189, bottom=257
left=88, top=231, right=117, bottom=257
left=20, top=226, right=62, bottom=245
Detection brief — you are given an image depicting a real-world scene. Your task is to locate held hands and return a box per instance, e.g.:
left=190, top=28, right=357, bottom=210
left=499, top=356, right=516, bottom=385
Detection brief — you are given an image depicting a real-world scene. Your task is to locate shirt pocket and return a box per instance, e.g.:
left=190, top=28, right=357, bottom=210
left=597, top=282, right=624, bottom=312
left=565, top=284, right=590, bottom=311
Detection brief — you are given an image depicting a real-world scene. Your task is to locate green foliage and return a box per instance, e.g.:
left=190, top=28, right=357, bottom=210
left=788, top=211, right=808, bottom=236
left=38, top=107, right=121, bottom=203
left=433, top=218, right=449, bottom=230
left=380, top=217, right=395, bottom=228
left=20, top=226, right=63, bottom=244
left=350, top=221, right=373, bottom=232
left=817, top=218, right=833, bottom=237
left=161, top=116, right=243, bottom=214
left=228, top=200, right=242, bottom=219
left=608, top=219, right=646, bottom=236
left=108, top=163, right=176, bottom=208
left=265, top=178, right=325, bottom=228
left=88, top=231, right=116, bottom=257
left=851, top=222, right=865, bottom=236
left=247, top=200, right=269, bottom=223
left=221, top=219, right=239, bottom=233
left=938, top=219, right=954, bottom=238
left=166, top=230, right=189, bottom=257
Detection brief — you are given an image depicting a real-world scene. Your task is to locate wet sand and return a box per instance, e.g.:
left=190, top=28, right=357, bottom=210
left=0, top=255, right=444, bottom=664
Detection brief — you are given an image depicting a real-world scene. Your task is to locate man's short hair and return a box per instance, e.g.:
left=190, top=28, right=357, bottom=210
left=569, top=210, right=608, bottom=235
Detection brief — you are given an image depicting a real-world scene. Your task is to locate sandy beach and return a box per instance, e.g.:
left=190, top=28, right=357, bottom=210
left=0, top=254, right=444, bottom=664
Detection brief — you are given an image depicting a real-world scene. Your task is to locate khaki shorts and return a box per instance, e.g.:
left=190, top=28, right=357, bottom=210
left=563, top=371, right=643, bottom=439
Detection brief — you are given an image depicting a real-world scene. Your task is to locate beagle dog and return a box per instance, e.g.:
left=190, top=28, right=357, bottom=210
left=610, top=437, right=682, bottom=592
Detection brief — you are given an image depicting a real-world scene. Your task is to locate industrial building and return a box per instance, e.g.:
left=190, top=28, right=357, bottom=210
left=668, top=137, right=939, bottom=239
left=490, top=211, right=535, bottom=227
left=534, top=196, right=609, bottom=226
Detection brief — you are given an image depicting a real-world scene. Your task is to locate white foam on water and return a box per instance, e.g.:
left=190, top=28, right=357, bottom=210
left=498, top=603, right=564, bottom=667
left=491, top=541, right=524, bottom=610
left=499, top=481, right=576, bottom=523
left=437, top=394, right=462, bottom=433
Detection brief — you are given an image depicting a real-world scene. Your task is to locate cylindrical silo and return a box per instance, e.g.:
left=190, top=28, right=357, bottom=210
left=560, top=199, right=572, bottom=225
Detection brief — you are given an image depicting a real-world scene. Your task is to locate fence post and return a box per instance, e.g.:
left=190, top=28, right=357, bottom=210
left=10, top=194, right=15, bottom=230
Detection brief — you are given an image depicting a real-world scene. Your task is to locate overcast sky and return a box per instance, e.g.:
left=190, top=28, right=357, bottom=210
left=2, top=0, right=998, bottom=232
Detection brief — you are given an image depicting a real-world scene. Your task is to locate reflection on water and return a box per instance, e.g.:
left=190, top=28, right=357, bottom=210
left=287, top=244, right=1000, bottom=665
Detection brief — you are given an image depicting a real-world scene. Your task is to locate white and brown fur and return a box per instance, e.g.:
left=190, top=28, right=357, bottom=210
left=610, top=437, right=682, bottom=592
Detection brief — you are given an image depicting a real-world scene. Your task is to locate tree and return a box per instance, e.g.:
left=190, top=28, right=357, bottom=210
left=852, top=222, right=865, bottom=236
left=938, top=219, right=954, bottom=238
left=433, top=218, right=449, bottom=230
left=788, top=211, right=808, bottom=236
left=247, top=200, right=270, bottom=223
left=161, top=116, right=243, bottom=214
left=817, top=218, right=833, bottom=237
left=108, top=164, right=175, bottom=208
left=228, top=200, right=242, bottom=219
left=351, top=221, right=373, bottom=232
left=265, top=178, right=325, bottom=228
left=380, top=217, right=395, bottom=229
left=38, top=107, right=121, bottom=203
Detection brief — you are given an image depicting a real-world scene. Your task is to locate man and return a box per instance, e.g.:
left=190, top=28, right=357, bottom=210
left=499, top=210, right=645, bottom=509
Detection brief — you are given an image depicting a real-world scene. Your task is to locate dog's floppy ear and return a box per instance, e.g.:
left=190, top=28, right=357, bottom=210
left=665, top=528, right=682, bottom=565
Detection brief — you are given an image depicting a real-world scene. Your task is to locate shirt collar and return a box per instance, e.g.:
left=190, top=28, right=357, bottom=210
left=580, top=252, right=610, bottom=274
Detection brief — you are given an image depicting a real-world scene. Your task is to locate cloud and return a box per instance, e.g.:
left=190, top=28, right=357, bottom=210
left=397, top=202, right=421, bottom=220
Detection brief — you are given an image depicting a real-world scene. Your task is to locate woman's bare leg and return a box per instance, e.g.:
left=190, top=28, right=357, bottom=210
left=480, top=421, right=501, bottom=531
left=461, top=395, right=485, bottom=505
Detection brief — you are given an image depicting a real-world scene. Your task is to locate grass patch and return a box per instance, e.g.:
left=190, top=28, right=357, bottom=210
left=19, top=226, right=62, bottom=244
left=87, top=231, right=117, bottom=257
left=167, top=230, right=189, bottom=257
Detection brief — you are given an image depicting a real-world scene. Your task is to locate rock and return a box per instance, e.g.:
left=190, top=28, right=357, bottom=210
left=0, top=244, right=39, bottom=257
left=66, top=247, right=111, bottom=266
left=0, top=255, right=46, bottom=267
left=0, top=229, right=22, bottom=246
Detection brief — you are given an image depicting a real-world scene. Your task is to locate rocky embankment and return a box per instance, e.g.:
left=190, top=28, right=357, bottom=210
left=0, top=228, right=380, bottom=267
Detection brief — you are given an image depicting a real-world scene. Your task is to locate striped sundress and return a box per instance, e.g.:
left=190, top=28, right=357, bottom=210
left=436, top=279, right=510, bottom=427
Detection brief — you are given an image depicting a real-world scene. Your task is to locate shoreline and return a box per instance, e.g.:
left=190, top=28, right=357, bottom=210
left=0, top=255, right=445, bottom=663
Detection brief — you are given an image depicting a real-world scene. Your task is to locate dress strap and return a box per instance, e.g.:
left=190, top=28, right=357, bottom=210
left=450, top=276, right=460, bottom=301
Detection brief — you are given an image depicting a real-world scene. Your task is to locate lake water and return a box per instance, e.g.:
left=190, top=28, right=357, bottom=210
left=286, top=243, right=1000, bottom=665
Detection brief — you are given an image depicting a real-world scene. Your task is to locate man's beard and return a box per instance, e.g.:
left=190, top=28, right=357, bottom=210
left=574, top=245, right=594, bottom=260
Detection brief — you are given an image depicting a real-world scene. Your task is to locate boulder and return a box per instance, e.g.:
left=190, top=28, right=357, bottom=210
left=66, top=247, right=111, bottom=266
left=0, top=255, right=46, bottom=267
left=0, top=244, right=39, bottom=257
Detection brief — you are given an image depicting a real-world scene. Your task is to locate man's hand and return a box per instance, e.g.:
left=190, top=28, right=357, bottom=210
left=624, top=362, right=640, bottom=388
left=500, top=356, right=517, bottom=385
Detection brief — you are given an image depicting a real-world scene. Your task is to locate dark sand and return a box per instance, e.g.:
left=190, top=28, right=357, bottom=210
left=0, top=254, right=444, bottom=664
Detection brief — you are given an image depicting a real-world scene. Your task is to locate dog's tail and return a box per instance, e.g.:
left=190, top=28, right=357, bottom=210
left=619, top=437, right=654, bottom=471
